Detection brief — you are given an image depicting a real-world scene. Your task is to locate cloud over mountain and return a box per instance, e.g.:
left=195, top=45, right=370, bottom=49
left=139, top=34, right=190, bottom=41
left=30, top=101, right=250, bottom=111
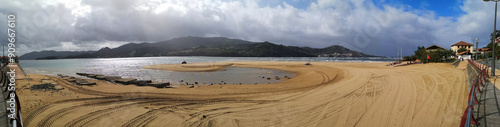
left=0, top=0, right=495, bottom=56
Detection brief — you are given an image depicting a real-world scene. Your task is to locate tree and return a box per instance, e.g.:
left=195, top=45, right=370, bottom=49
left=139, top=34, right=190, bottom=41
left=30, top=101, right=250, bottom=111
left=403, top=56, right=416, bottom=61
left=457, top=48, right=467, bottom=53
left=486, top=41, right=500, bottom=59
left=413, top=46, right=428, bottom=63
left=408, top=46, right=454, bottom=63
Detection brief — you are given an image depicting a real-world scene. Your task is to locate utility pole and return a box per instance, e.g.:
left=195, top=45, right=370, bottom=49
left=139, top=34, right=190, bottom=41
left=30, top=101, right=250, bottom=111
left=476, top=38, right=479, bottom=60
left=494, top=1, right=498, bottom=76
left=485, top=0, right=499, bottom=76
left=2, top=44, right=4, bottom=65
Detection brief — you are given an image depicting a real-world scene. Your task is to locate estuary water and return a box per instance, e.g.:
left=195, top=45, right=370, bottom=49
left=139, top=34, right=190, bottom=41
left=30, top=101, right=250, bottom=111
left=19, top=56, right=398, bottom=84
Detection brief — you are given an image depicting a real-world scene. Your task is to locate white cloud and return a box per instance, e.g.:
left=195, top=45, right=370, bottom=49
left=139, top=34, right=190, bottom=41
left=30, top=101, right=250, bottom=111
left=0, top=0, right=496, bottom=56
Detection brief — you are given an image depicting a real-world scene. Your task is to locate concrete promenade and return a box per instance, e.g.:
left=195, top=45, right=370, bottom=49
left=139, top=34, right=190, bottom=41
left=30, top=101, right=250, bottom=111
left=475, top=61, right=500, bottom=126
left=476, top=76, right=500, bottom=127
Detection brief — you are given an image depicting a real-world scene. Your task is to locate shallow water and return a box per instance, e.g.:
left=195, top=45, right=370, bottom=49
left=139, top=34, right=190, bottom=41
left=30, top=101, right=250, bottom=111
left=158, top=67, right=294, bottom=85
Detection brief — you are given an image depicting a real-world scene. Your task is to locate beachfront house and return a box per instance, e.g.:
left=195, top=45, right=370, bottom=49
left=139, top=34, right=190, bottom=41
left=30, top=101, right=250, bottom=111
left=457, top=51, right=472, bottom=60
left=425, top=45, right=446, bottom=52
left=451, top=41, right=474, bottom=55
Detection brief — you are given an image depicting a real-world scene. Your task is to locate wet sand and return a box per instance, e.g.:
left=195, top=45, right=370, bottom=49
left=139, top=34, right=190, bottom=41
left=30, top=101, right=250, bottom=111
left=17, top=61, right=468, bottom=126
left=143, top=62, right=234, bottom=72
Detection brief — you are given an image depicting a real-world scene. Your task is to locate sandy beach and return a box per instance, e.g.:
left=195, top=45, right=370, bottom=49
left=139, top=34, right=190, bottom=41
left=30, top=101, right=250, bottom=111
left=16, top=61, right=467, bottom=127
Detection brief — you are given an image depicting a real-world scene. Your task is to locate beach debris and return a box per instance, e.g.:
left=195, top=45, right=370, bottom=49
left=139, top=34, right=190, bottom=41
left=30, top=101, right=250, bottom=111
left=275, top=76, right=280, bottom=80
left=189, top=85, right=194, bottom=88
left=28, top=83, right=62, bottom=91
left=267, top=77, right=271, bottom=80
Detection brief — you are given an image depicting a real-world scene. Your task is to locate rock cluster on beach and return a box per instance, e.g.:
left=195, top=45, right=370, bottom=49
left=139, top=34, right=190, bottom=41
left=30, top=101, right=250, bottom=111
left=74, top=73, right=171, bottom=88
left=59, top=74, right=97, bottom=86
left=27, top=83, right=63, bottom=91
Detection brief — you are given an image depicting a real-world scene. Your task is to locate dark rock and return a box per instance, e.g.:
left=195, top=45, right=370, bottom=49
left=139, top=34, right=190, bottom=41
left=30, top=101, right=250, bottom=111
left=133, top=80, right=152, bottom=86
left=76, top=73, right=88, bottom=76
left=147, top=82, right=170, bottom=88
left=115, top=78, right=137, bottom=84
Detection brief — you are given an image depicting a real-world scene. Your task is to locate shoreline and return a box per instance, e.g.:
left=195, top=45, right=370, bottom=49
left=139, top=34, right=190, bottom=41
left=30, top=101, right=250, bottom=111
left=141, top=61, right=394, bottom=72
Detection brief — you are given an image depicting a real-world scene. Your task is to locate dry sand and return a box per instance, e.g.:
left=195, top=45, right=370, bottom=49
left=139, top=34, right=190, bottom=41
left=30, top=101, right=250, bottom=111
left=17, top=61, right=468, bottom=127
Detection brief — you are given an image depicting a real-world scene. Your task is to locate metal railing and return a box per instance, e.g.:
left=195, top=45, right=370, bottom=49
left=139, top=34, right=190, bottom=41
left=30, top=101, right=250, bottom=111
left=2, top=71, right=23, bottom=127
left=460, top=60, right=489, bottom=127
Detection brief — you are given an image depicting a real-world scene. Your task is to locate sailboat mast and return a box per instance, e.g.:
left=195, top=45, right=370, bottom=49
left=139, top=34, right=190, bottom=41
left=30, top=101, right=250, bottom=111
left=397, top=45, right=400, bottom=59
left=401, top=46, right=403, bottom=59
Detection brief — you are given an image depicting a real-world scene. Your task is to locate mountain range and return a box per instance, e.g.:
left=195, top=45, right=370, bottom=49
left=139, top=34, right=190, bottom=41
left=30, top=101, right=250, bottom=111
left=19, top=37, right=374, bottom=60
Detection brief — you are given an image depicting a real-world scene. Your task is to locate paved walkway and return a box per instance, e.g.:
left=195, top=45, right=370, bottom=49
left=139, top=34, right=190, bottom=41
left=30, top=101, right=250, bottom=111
left=476, top=76, right=500, bottom=127
left=457, top=61, right=468, bottom=70
left=473, top=60, right=500, bottom=127
left=7, top=63, right=26, bottom=79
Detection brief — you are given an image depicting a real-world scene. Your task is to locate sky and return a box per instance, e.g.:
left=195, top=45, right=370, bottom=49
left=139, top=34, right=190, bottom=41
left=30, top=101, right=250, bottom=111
left=0, top=0, right=497, bottom=56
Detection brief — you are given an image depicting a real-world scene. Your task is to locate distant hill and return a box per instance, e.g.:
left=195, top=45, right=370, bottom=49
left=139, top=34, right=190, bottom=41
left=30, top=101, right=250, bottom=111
left=19, top=50, right=94, bottom=60
left=20, top=37, right=374, bottom=59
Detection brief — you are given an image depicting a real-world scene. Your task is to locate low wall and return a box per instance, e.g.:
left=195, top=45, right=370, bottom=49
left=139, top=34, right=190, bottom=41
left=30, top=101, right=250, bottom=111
left=466, top=62, right=480, bottom=89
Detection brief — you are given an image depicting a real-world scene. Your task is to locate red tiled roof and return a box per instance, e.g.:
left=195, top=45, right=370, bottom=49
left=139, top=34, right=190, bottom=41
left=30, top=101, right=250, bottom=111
left=478, top=48, right=491, bottom=51
left=425, top=44, right=446, bottom=50
left=457, top=51, right=469, bottom=55
left=452, top=41, right=473, bottom=46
